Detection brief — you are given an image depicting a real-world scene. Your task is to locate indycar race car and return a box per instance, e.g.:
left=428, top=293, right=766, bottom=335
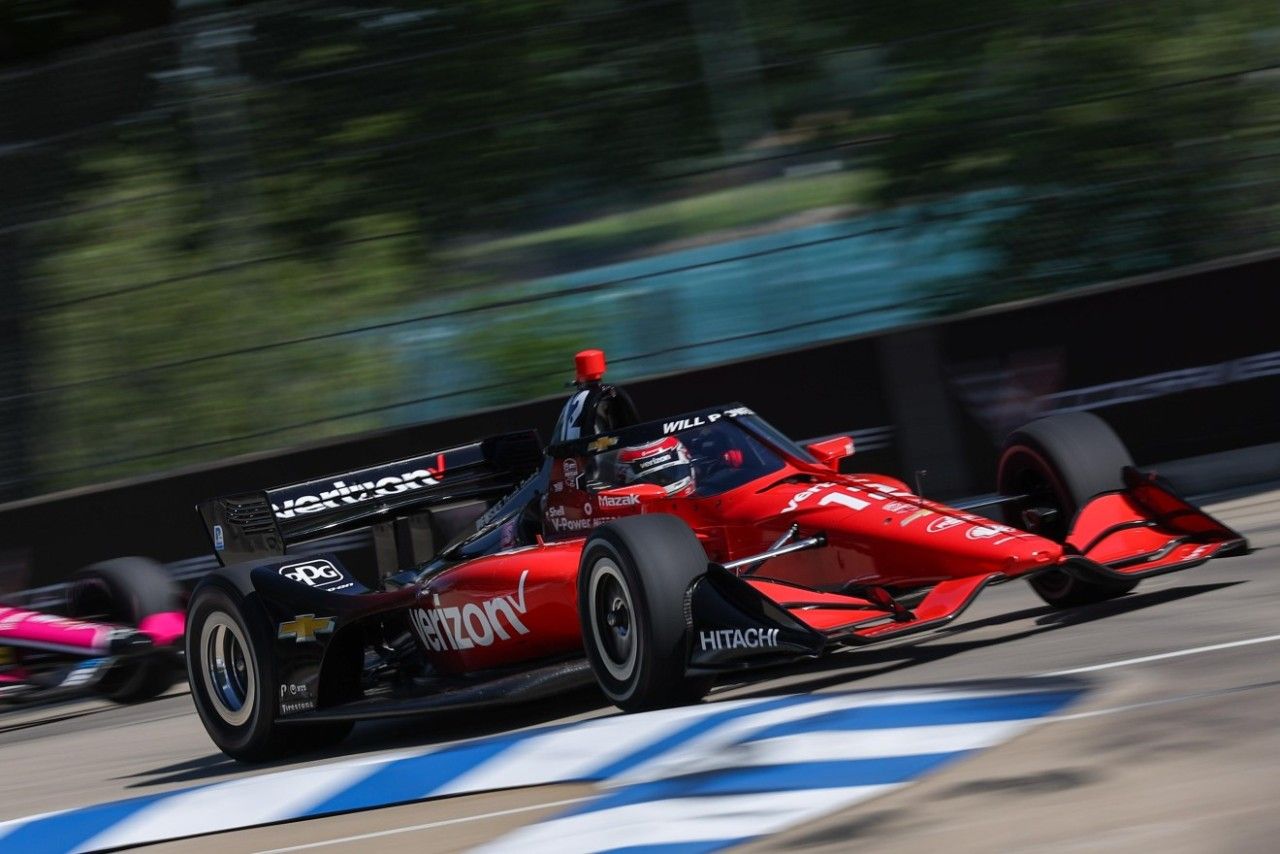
left=0, top=558, right=184, bottom=705
left=187, top=350, right=1247, bottom=760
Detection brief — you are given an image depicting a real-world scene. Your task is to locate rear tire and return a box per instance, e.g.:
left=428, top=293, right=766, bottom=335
left=998, top=412, right=1139, bottom=608
left=66, top=557, right=180, bottom=703
left=186, top=578, right=351, bottom=762
left=578, top=514, right=712, bottom=711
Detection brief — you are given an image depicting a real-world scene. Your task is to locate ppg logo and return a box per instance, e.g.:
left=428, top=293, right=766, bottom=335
left=279, top=559, right=344, bottom=588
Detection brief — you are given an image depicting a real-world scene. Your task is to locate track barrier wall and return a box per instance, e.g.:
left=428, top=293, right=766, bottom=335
left=2, top=253, right=1276, bottom=590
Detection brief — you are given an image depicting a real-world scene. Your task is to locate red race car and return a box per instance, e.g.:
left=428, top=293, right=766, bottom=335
left=188, top=350, right=1247, bottom=760
left=1, top=559, right=184, bottom=706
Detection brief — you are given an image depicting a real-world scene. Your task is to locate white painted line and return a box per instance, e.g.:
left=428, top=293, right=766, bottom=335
left=252, top=796, right=594, bottom=854
left=1050, top=677, right=1280, bottom=723
left=1039, top=633, right=1280, bottom=676
left=724, top=720, right=1033, bottom=768
left=471, top=786, right=900, bottom=854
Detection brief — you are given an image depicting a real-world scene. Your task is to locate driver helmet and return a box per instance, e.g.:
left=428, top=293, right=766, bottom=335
left=616, top=436, right=696, bottom=497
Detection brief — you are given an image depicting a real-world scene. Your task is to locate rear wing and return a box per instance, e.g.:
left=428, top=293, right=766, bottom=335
left=198, top=430, right=542, bottom=566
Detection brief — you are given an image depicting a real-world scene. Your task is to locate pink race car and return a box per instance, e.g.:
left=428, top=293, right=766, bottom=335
left=0, top=558, right=184, bottom=705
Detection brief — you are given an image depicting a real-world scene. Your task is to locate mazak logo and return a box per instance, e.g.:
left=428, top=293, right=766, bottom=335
left=278, top=559, right=348, bottom=590
left=411, top=571, right=532, bottom=652
left=272, top=455, right=446, bottom=520
left=927, top=516, right=963, bottom=534
left=598, top=493, right=640, bottom=509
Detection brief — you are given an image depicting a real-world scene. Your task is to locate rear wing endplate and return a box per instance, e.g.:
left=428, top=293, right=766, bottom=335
left=197, top=430, right=542, bottom=566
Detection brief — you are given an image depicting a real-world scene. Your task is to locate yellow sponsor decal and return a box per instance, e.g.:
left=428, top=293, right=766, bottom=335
left=277, top=614, right=335, bottom=643
left=901, top=508, right=934, bottom=527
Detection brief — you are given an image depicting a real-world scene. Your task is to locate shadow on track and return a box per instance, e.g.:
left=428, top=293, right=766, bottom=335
left=726, top=580, right=1243, bottom=700
left=120, top=580, right=1241, bottom=789
left=120, top=683, right=611, bottom=789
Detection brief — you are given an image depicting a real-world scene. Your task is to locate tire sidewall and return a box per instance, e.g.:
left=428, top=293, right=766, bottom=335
left=577, top=514, right=708, bottom=711
left=67, top=556, right=178, bottom=625
left=998, top=412, right=1133, bottom=523
left=580, top=538, right=653, bottom=705
left=186, top=581, right=278, bottom=758
left=998, top=413, right=1139, bottom=606
left=66, top=557, right=180, bottom=703
left=997, top=444, right=1077, bottom=541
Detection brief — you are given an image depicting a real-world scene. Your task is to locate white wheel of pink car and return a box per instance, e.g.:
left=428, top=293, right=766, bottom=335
left=66, top=557, right=180, bottom=704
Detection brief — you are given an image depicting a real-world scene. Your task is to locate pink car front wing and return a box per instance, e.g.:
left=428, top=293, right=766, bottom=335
left=0, top=606, right=184, bottom=657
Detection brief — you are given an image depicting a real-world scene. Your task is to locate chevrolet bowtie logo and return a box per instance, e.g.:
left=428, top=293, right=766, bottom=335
left=587, top=436, right=618, bottom=452
left=278, top=614, right=335, bottom=643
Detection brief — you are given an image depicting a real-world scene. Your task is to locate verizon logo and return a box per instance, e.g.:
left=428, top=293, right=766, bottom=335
left=272, top=456, right=445, bottom=519
left=411, top=571, right=532, bottom=652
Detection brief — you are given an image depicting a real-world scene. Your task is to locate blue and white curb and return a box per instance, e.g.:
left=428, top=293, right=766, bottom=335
left=478, top=686, right=1081, bottom=853
left=0, top=682, right=1082, bottom=853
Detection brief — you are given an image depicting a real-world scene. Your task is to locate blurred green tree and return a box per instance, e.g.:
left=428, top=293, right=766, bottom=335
left=10, top=0, right=1280, bottom=494
left=843, top=0, right=1280, bottom=307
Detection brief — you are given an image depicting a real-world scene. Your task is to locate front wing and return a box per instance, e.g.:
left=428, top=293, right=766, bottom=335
left=685, top=471, right=1248, bottom=672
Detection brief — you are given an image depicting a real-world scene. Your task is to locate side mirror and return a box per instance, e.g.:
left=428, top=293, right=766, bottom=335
left=594, top=483, right=668, bottom=510
left=805, top=435, right=854, bottom=471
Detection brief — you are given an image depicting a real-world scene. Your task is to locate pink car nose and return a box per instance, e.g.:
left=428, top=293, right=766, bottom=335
left=138, top=611, right=186, bottom=648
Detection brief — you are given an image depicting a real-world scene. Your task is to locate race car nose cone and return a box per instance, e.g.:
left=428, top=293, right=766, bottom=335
left=575, top=349, right=606, bottom=383
left=1003, top=548, right=1059, bottom=572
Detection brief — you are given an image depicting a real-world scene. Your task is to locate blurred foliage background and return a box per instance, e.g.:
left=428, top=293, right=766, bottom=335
left=1, top=0, right=1277, bottom=499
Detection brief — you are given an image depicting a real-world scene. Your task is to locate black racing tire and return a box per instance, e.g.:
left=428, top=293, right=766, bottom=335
left=998, top=412, right=1139, bottom=608
left=66, top=557, right=181, bottom=704
left=578, top=514, right=713, bottom=712
left=185, top=577, right=351, bottom=762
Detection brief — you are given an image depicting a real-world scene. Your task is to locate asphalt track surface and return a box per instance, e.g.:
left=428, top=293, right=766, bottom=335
left=2, top=483, right=1278, bottom=852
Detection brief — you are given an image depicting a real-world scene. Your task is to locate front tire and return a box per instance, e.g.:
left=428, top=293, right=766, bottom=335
left=998, top=412, right=1139, bottom=608
left=66, top=557, right=180, bottom=703
left=186, top=579, right=351, bottom=762
left=578, top=514, right=712, bottom=711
